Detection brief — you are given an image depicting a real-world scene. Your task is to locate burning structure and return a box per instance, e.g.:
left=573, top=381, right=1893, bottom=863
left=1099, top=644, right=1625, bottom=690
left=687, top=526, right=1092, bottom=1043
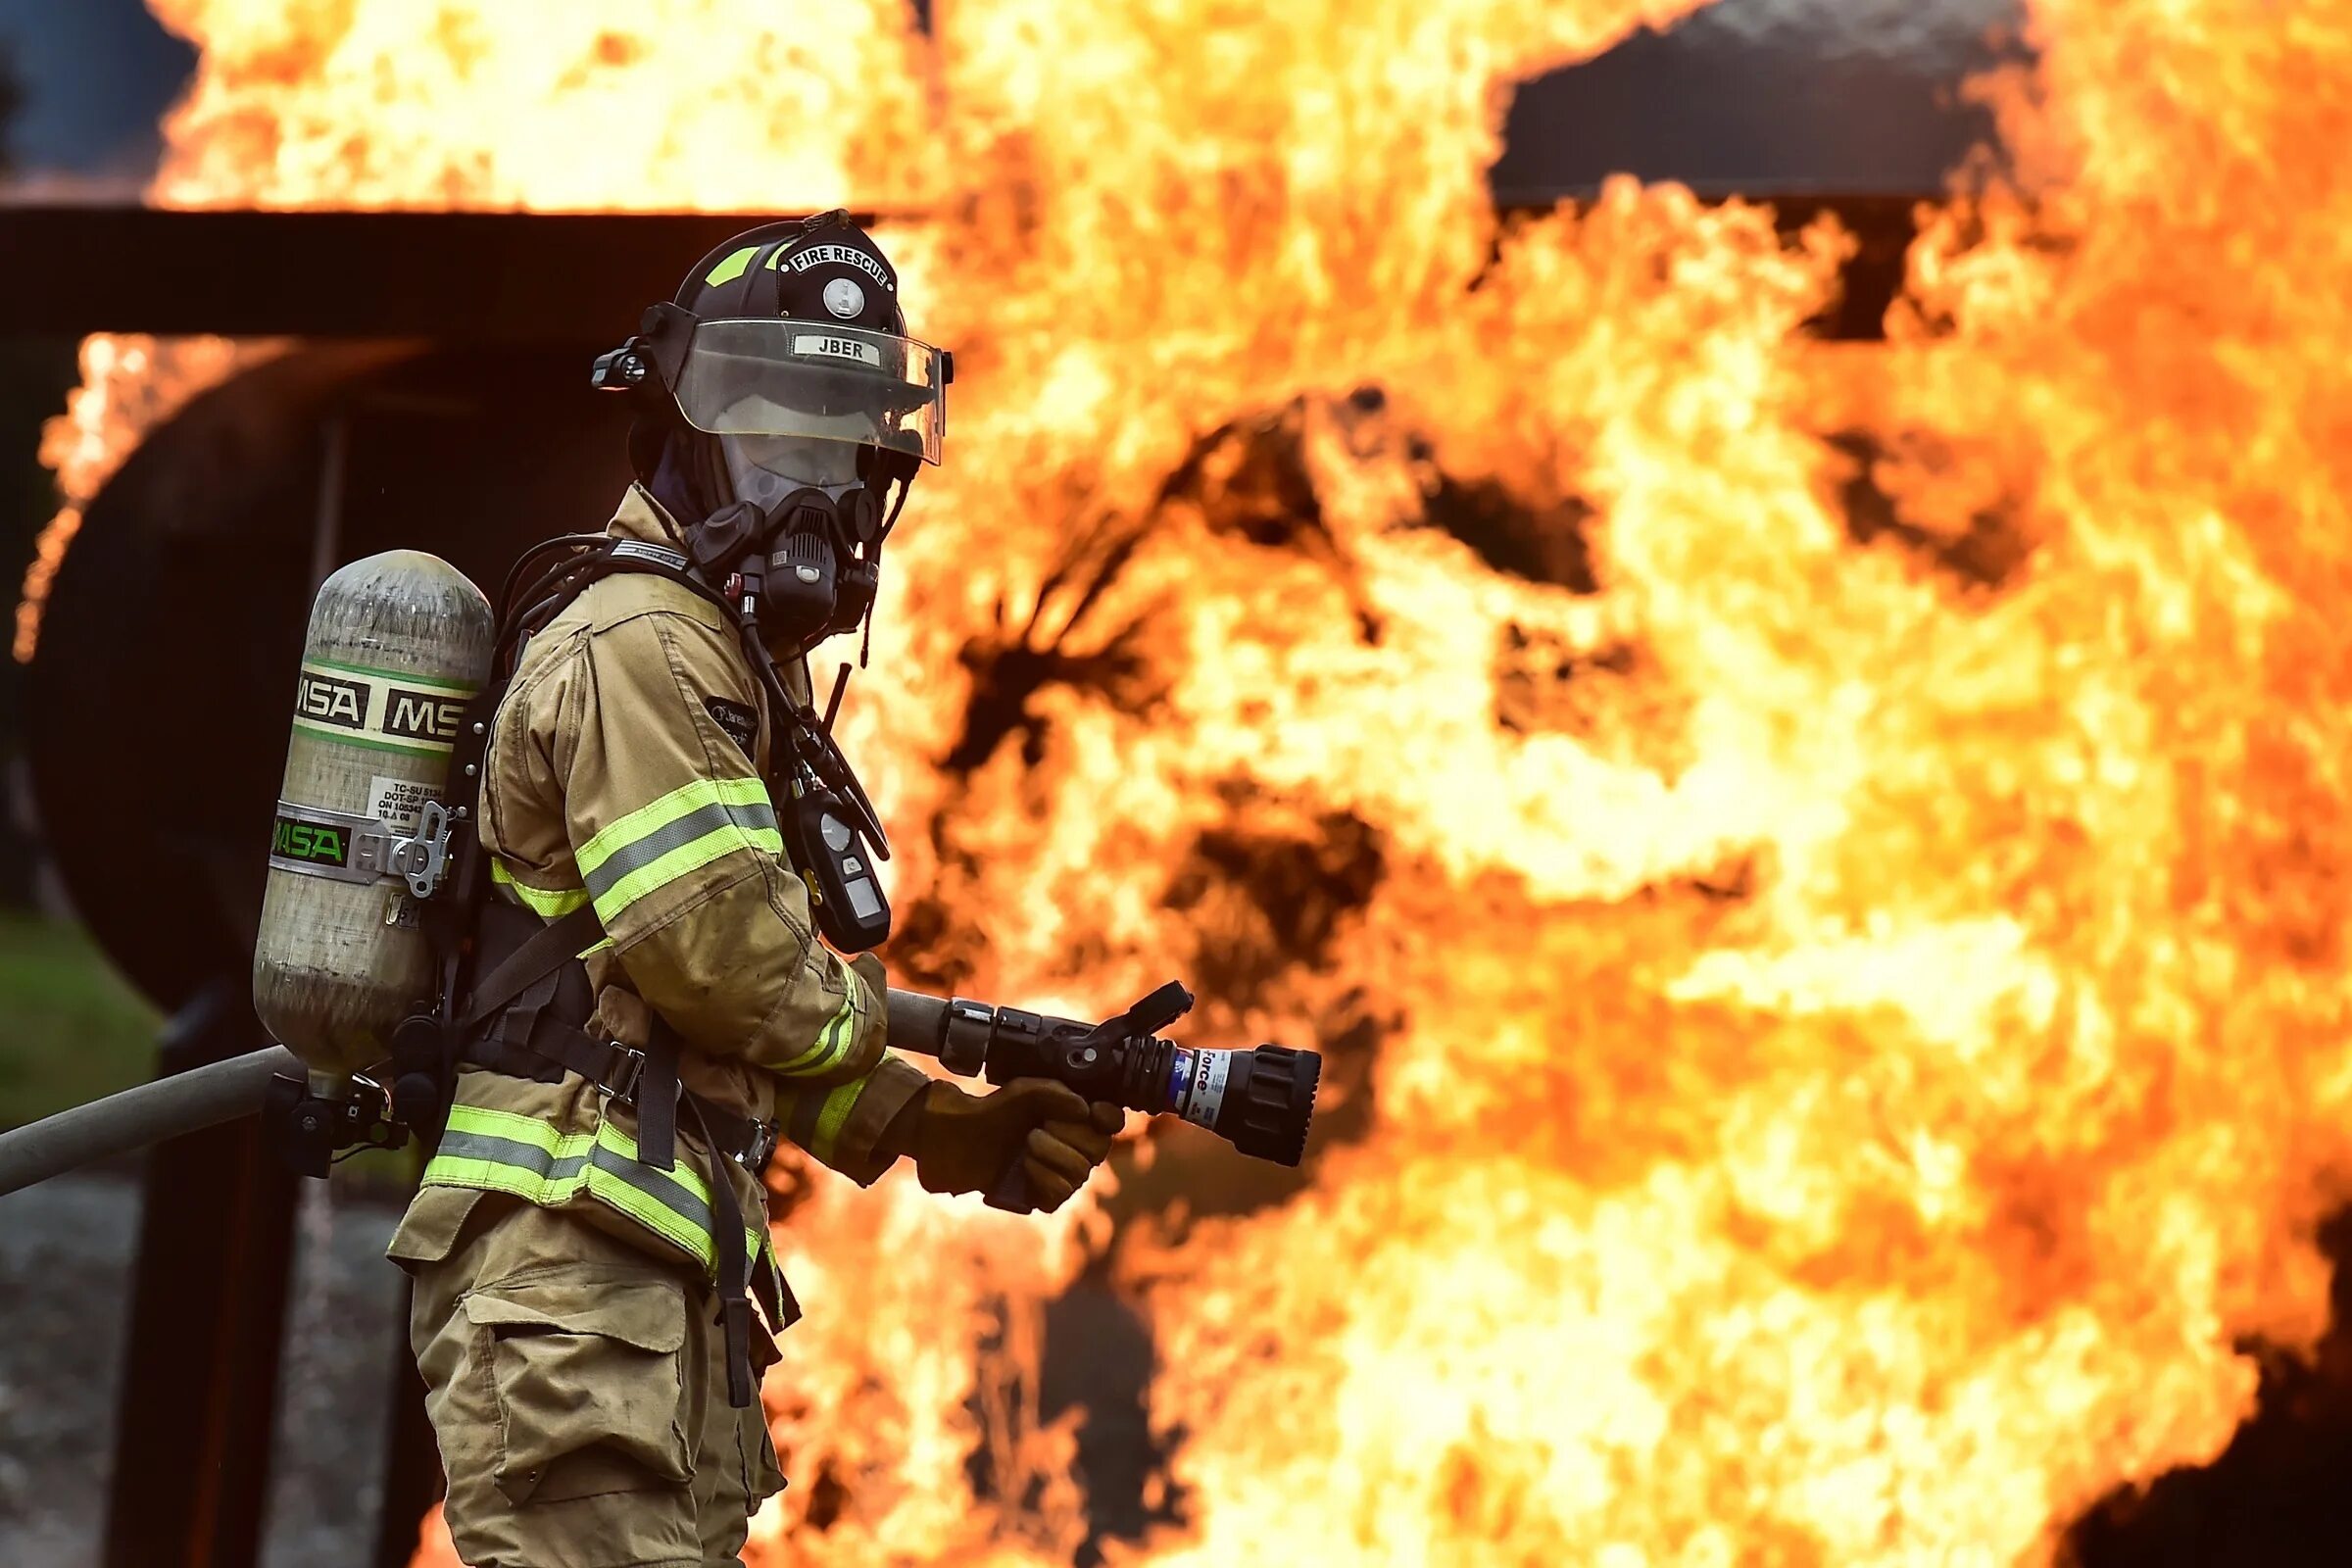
left=11, top=0, right=2352, bottom=1564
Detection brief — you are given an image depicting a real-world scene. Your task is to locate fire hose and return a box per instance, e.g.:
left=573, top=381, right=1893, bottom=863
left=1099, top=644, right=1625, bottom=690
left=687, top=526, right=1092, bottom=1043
left=0, top=1044, right=303, bottom=1199
left=0, top=984, right=1317, bottom=1201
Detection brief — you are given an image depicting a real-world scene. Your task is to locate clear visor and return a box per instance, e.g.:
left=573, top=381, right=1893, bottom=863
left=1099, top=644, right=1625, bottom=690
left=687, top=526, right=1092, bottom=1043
left=672, top=318, right=946, bottom=466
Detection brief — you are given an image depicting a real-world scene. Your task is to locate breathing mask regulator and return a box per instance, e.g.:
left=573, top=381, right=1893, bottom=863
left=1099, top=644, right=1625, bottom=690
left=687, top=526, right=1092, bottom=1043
left=592, top=210, right=954, bottom=951
left=663, top=431, right=892, bottom=658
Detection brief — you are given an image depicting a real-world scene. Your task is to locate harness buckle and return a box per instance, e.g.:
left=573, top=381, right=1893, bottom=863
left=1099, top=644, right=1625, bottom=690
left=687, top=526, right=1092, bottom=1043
left=593, top=1042, right=647, bottom=1102
left=384, top=799, right=457, bottom=900
left=737, top=1119, right=779, bottom=1174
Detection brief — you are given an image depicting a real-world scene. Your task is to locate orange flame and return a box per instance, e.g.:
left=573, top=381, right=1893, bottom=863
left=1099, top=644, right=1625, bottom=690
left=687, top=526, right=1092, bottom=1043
left=63, top=0, right=2352, bottom=1563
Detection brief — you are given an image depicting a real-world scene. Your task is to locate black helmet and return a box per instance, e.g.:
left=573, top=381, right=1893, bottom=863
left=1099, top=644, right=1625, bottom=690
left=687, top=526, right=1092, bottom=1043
left=677, top=211, right=908, bottom=336
left=598, top=210, right=952, bottom=513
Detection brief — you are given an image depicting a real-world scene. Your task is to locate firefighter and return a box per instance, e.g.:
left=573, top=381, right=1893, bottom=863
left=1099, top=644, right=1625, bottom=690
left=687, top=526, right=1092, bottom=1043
left=384, top=214, right=1123, bottom=1567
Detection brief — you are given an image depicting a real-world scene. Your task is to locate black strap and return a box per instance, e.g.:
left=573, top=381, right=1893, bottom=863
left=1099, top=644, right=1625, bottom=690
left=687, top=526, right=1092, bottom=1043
left=634, top=1028, right=681, bottom=1172
left=468, top=1027, right=619, bottom=1088
left=687, top=1094, right=757, bottom=1407
left=877, top=473, right=912, bottom=542
left=459, top=905, right=604, bottom=1031
left=851, top=480, right=911, bottom=669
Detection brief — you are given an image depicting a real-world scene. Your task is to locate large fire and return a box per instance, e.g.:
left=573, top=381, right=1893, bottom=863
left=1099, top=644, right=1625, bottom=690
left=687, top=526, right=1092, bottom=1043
left=33, top=0, right=2352, bottom=1562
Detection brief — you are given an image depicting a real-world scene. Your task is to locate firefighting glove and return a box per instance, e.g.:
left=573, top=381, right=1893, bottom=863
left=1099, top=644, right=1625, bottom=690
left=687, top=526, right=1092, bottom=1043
left=888, top=1078, right=1124, bottom=1211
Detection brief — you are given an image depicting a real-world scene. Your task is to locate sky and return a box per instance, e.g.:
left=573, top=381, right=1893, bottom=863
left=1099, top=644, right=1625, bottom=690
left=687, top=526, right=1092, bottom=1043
left=0, top=0, right=192, bottom=183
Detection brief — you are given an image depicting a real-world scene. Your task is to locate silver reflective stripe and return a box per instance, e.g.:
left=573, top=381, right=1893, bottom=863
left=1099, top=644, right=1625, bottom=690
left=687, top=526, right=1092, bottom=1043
left=433, top=1130, right=588, bottom=1185
left=579, top=795, right=781, bottom=906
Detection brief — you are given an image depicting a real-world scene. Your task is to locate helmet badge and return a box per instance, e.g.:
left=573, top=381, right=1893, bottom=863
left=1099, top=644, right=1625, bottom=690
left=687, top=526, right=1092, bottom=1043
left=823, top=278, right=865, bottom=319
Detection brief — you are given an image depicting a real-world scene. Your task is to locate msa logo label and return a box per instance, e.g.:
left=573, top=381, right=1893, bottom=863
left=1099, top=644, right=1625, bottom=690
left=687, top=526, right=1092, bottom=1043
left=296, top=671, right=368, bottom=729
left=384, top=689, right=466, bottom=744
left=273, top=813, right=351, bottom=868
left=294, top=660, right=473, bottom=753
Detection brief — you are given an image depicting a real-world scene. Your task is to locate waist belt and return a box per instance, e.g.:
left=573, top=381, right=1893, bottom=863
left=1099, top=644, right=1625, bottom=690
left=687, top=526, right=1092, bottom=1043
left=463, top=1030, right=779, bottom=1175
left=457, top=900, right=783, bottom=1406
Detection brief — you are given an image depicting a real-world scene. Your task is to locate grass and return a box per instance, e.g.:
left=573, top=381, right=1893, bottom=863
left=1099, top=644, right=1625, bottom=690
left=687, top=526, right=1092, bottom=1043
left=0, top=910, right=160, bottom=1130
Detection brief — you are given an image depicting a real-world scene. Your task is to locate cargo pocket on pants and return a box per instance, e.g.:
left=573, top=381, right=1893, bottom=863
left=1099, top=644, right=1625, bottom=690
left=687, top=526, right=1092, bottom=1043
left=464, top=1274, right=693, bottom=1505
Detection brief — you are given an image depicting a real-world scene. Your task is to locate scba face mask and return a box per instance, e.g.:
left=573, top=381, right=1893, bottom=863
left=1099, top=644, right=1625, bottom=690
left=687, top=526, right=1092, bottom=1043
left=696, top=407, right=880, bottom=654
left=740, top=487, right=884, bottom=658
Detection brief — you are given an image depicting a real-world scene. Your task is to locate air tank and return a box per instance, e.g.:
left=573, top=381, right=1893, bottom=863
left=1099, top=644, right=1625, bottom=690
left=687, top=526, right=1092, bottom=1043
left=252, top=551, right=494, bottom=1076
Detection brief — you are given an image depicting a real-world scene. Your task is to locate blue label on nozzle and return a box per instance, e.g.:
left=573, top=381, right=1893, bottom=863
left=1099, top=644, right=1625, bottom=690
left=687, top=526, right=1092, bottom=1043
left=1175, top=1049, right=1230, bottom=1129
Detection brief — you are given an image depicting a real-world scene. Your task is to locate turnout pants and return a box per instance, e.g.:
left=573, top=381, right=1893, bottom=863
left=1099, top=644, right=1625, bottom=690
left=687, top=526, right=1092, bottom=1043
left=392, top=1192, right=786, bottom=1568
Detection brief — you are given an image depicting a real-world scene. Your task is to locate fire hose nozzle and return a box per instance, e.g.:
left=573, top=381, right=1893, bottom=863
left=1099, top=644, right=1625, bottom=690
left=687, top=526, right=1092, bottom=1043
left=883, top=983, right=1322, bottom=1170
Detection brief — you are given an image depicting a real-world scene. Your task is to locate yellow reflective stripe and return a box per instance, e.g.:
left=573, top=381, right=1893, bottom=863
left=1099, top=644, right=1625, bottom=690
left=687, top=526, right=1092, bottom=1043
left=490, top=859, right=590, bottom=919
left=704, top=244, right=760, bottom=287
left=574, top=1127, right=769, bottom=1272
left=419, top=1152, right=547, bottom=1200
left=768, top=979, right=860, bottom=1077
left=808, top=1075, right=870, bottom=1164
left=594, top=1117, right=710, bottom=1198
left=576, top=776, right=771, bottom=878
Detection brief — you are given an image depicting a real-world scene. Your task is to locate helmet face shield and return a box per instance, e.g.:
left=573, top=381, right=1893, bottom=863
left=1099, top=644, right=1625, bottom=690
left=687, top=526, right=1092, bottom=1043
left=671, top=318, right=947, bottom=466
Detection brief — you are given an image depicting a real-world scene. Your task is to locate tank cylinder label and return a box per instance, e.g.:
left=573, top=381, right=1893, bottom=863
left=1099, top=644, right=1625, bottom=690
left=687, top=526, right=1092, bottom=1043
left=293, top=659, right=475, bottom=757
left=368, top=774, right=434, bottom=832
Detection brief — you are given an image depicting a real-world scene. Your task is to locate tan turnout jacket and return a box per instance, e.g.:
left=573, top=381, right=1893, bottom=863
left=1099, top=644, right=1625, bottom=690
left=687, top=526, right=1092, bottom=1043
left=391, top=484, right=929, bottom=1278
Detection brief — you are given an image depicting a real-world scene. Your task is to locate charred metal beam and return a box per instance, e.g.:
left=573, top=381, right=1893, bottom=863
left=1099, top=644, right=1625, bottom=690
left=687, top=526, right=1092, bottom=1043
left=0, top=209, right=874, bottom=340
left=0, top=195, right=1931, bottom=341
